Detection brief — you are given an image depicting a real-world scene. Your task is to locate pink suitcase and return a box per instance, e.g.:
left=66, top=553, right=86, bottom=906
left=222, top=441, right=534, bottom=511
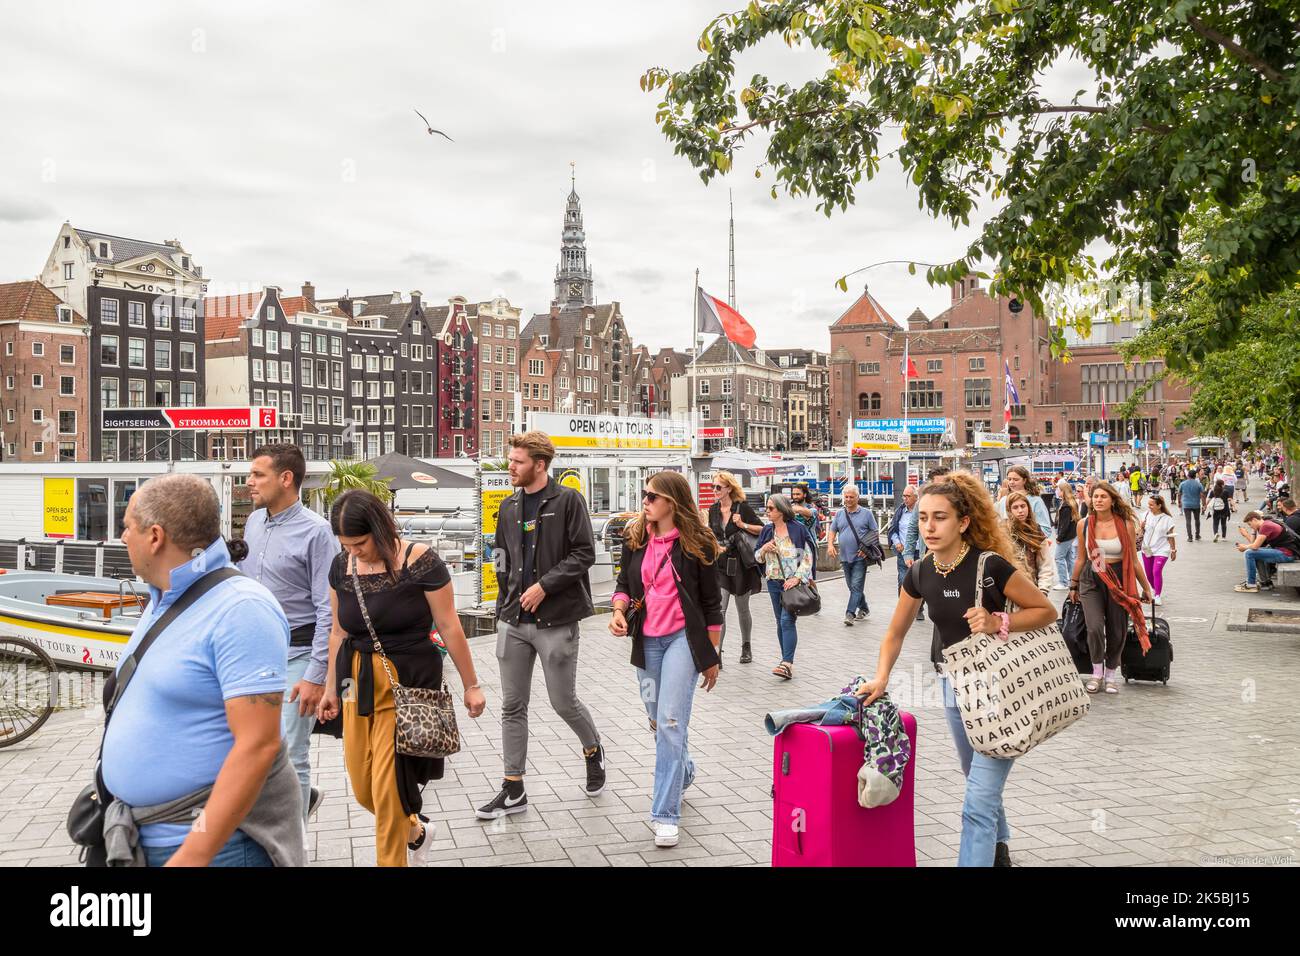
left=771, top=713, right=917, bottom=867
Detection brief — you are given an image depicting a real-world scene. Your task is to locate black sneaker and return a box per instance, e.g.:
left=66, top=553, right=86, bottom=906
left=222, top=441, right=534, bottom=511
left=739, top=644, right=752, bottom=664
left=995, top=841, right=1012, bottom=867
left=584, top=744, right=607, bottom=796
left=307, top=787, right=325, bottom=819
left=476, top=780, right=528, bottom=820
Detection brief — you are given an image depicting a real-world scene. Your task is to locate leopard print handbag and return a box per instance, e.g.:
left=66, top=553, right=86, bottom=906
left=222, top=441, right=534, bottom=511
left=350, top=557, right=461, bottom=759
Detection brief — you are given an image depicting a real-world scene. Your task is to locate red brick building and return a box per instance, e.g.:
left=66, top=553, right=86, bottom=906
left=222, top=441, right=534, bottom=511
left=433, top=296, right=477, bottom=457
left=828, top=276, right=1192, bottom=455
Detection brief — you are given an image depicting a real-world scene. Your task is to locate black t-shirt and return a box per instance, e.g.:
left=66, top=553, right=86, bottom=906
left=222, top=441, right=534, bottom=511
left=1282, top=511, right=1300, bottom=537
left=903, top=549, right=1016, bottom=658
left=518, top=489, right=544, bottom=623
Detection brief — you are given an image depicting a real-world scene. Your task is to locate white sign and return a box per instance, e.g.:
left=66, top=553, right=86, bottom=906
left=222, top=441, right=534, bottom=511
left=975, top=431, right=1010, bottom=449
left=851, top=428, right=910, bottom=454
left=527, top=412, right=692, bottom=450
left=781, top=368, right=807, bottom=382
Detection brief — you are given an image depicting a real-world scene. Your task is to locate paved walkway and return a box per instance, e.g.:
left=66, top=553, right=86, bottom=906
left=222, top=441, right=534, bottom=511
left=3, top=501, right=1298, bottom=867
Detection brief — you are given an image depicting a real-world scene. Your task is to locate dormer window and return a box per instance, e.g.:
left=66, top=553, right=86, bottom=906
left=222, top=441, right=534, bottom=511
left=98, top=241, right=109, bottom=258
left=181, top=256, right=190, bottom=270
left=57, top=306, right=72, bottom=324
left=539, top=334, right=548, bottom=346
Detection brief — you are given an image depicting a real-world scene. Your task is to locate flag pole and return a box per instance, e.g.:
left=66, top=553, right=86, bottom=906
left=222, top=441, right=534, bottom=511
left=902, top=330, right=910, bottom=486
left=692, top=268, right=700, bottom=457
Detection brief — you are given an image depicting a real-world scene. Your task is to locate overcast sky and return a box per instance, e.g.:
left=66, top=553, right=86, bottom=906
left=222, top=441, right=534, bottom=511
left=1, top=1, right=1089, bottom=351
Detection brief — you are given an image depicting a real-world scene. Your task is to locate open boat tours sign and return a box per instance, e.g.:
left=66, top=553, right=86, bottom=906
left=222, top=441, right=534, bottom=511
left=101, top=406, right=279, bottom=431
left=528, top=412, right=691, bottom=450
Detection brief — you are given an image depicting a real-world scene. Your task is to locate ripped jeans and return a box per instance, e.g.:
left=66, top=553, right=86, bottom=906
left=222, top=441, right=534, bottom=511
left=635, top=629, right=698, bottom=824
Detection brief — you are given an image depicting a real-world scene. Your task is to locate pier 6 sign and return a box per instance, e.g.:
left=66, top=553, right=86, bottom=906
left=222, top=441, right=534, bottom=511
left=101, top=406, right=278, bottom=431
left=527, top=412, right=691, bottom=450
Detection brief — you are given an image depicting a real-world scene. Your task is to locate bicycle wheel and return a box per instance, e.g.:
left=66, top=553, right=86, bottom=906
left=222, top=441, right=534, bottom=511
left=0, top=636, right=57, bottom=747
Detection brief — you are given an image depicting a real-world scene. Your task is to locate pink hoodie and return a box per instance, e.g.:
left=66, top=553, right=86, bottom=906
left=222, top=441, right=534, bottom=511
left=614, top=528, right=686, bottom=638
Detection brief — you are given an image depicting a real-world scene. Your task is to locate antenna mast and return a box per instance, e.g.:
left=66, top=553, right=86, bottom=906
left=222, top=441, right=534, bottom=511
left=728, top=190, right=736, bottom=309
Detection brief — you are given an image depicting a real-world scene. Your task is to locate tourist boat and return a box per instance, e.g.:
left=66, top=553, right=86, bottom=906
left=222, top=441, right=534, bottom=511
left=0, top=571, right=144, bottom=672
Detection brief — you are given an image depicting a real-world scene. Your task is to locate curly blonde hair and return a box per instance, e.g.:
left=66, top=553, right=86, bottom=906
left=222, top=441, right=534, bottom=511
left=918, top=471, right=1018, bottom=565
left=624, top=471, right=722, bottom=564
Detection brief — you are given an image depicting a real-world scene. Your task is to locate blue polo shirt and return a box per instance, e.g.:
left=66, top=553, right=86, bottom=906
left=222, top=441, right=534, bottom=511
left=1179, top=478, right=1205, bottom=510
left=102, top=536, right=290, bottom=846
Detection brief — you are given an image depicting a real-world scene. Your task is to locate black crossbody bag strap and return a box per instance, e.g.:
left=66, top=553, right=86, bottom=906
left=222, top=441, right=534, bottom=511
left=96, top=567, right=242, bottom=794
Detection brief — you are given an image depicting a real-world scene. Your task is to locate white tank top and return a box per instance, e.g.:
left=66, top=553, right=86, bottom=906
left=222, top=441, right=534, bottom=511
left=1095, top=536, right=1123, bottom=559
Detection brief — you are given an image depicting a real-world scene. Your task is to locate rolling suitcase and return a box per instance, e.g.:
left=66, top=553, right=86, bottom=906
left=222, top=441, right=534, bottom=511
left=771, top=714, right=917, bottom=867
left=1121, top=598, right=1173, bottom=684
left=1059, top=599, right=1092, bottom=674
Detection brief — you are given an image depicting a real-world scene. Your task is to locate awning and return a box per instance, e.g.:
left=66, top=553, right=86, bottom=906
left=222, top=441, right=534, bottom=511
left=302, top=453, right=477, bottom=491
left=706, top=450, right=809, bottom=478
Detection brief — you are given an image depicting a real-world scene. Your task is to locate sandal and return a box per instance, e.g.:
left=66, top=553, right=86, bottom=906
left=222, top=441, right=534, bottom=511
left=772, top=662, right=793, bottom=681
left=1084, top=677, right=1101, bottom=694
left=1104, top=679, right=1120, bottom=694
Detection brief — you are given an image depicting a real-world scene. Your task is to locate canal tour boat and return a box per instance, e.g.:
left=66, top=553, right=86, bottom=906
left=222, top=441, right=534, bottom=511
left=0, top=571, right=144, bottom=672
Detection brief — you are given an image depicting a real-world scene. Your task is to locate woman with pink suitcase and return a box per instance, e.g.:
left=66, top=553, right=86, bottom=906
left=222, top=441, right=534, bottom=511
left=857, top=472, right=1058, bottom=867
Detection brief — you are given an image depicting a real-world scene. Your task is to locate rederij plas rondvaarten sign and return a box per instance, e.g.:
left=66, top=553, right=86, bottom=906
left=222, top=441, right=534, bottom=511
left=527, top=412, right=691, bottom=450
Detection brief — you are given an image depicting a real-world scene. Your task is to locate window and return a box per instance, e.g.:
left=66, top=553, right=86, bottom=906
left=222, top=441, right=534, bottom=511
left=964, top=420, right=992, bottom=447
left=317, top=397, right=329, bottom=424
left=63, top=263, right=74, bottom=280
left=301, top=358, right=313, bottom=387
left=32, top=407, right=43, bottom=423
left=412, top=319, right=422, bottom=336
left=101, top=378, right=119, bottom=408
left=722, top=378, right=732, bottom=395
left=482, top=370, right=492, bottom=391
left=59, top=410, right=76, bottom=434
left=507, top=372, right=517, bottom=391
left=902, top=379, right=941, bottom=410
left=494, top=399, right=504, bottom=422
left=128, top=338, right=146, bottom=368
left=33, top=440, right=44, bottom=455
left=332, top=398, right=343, bottom=424
left=331, top=337, right=342, bottom=357
left=723, top=403, right=732, bottom=419
left=367, top=406, right=380, bottom=424
left=300, top=332, right=313, bottom=353
left=301, top=397, right=314, bottom=423
left=60, top=344, right=75, bottom=364
left=253, top=389, right=264, bottom=405
left=968, top=357, right=986, bottom=372
left=154, top=299, right=171, bottom=329
left=179, top=381, right=196, bottom=406
left=699, top=381, right=710, bottom=396
left=494, top=345, right=504, bottom=364
left=1013, top=356, right=1020, bottom=370
left=964, top=377, right=991, bottom=409
left=128, top=301, right=145, bottom=327
left=366, top=355, right=379, bottom=373
left=927, top=359, right=942, bottom=374
left=266, top=329, right=279, bottom=354
left=32, top=341, right=45, bottom=357
left=481, top=345, right=491, bottom=363
left=153, top=381, right=171, bottom=405
left=252, top=359, right=264, bottom=380
left=100, top=299, right=119, bottom=324
left=383, top=381, right=395, bottom=397
left=332, top=362, right=343, bottom=390
left=128, top=379, right=146, bottom=407
left=351, top=381, right=363, bottom=398
left=494, top=372, right=504, bottom=392
left=382, top=356, right=394, bottom=371
left=700, top=404, right=711, bottom=419
left=539, top=334, right=548, bottom=347
left=60, top=376, right=75, bottom=396
left=412, top=344, right=423, bottom=362
left=178, top=306, right=196, bottom=332
left=281, top=361, right=292, bottom=384
left=351, top=353, right=363, bottom=370
left=367, top=381, right=380, bottom=399
left=153, top=340, right=171, bottom=370
left=30, top=372, right=43, bottom=389
left=506, top=347, right=515, bottom=364
left=252, top=328, right=264, bottom=348
left=102, top=335, right=119, bottom=366
left=858, top=362, right=880, bottom=375
left=401, top=342, right=408, bottom=358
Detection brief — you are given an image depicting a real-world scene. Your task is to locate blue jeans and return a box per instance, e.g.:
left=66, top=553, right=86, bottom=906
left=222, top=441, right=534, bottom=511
left=842, top=559, right=868, bottom=616
left=940, top=678, right=1014, bottom=867
left=764, top=695, right=860, bottom=735
left=895, top=553, right=909, bottom=591
left=143, top=829, right=273, bottom=867
left=1245, top=548, right=1297, bottom=584
left=766, top=580, right=799, bottom=662
left=635, top=629, right=698, bottom=824
left=1055, top=537, right=1077, bottom=589
left=282, top=653, right=315, bottom=822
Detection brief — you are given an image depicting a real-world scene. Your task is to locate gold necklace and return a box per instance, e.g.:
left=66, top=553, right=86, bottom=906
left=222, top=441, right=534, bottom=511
left=931, top=542, right=969, bottom=577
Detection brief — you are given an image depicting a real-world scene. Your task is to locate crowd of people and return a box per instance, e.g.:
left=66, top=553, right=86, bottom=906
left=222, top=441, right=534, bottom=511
left=88, top=433, right=1292, bottom=870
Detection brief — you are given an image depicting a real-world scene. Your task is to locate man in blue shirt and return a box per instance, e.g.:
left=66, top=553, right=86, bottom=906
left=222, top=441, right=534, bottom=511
left=827, top=485, right=878, bottom=625
left=242, top=443, right=338, bottom=822
left=1179, top=473, right=1207, bottom=541
left=104, top=473, right=294, bottom=866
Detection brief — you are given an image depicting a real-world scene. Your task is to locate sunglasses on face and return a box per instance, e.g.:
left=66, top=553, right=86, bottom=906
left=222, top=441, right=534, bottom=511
left=642, top=490, right=661, bottom=503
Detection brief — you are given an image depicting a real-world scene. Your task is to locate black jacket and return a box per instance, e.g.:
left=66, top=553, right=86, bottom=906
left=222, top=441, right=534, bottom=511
left=615, top=539, right=724, bottom=673
left=494, top=477, right=594, bottom=628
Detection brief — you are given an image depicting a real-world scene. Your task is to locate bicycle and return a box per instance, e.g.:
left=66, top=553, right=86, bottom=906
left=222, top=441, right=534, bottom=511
left=0, top=636, right=57, bottom=747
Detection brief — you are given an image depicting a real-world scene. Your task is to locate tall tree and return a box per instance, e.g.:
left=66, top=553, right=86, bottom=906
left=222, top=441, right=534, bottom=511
left=644, top=1, right=1300, bottom=357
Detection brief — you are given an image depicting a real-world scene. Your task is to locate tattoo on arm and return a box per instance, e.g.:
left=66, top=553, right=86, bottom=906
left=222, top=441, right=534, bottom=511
left=237, top=692, right=284, bottom=707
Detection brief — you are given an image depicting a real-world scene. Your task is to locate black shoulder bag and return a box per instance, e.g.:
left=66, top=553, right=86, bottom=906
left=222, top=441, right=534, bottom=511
left=844, top=510, right=885, bottom=567
left=66, top=567, right=241, bottom=866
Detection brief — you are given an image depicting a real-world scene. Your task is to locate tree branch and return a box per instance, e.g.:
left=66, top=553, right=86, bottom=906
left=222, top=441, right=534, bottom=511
left=721, top=104, right=1171, bottom=137
left=1186, top=16, right=1284, bottom=82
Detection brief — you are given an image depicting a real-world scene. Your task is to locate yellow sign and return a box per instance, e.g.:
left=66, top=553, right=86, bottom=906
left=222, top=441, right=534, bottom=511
left=559, top=469, right=584, bottom=495
left=43, top=478, right=75, bottom=539
left=975, top=431, right=1010, bottom=449
left=850, top=428, right=910, bottom=454
left=529, top=412, right=691, bottom=450
left=480, top=473, right=514, bottom=603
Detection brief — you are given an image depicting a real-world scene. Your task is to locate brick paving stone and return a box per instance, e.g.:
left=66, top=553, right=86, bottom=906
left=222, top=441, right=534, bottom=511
left=5, top=507, right=1299, bottom=868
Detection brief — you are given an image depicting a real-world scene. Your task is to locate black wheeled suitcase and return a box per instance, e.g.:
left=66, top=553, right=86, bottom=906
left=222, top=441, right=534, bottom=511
left=1121, top=599, right=1173, bottom=684
left=1059, top=599, right=1092, bottom=674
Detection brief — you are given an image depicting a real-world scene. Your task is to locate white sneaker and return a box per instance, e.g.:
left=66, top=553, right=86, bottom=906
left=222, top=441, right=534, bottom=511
left=1213, top=533, right=1220, bottom=542
left=408, top=816, right=436, bottom=866
left=654, top=823, right=679, bottom=848
left=1153, top=595, right=1162, bottom=606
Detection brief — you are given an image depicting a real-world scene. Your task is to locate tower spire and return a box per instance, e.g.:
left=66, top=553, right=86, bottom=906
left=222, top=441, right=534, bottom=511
left=554, top=164, right=593, bottom=308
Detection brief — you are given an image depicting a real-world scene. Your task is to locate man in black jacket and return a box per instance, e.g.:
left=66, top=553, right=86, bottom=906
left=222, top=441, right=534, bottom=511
left=477, top=431, right=605, bottom=820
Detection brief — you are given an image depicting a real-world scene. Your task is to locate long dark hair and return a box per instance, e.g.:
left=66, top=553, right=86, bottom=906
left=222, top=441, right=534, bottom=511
left=1213, top=479, right=1225, bottom=497
left=331, top=489, right=402, bottom=580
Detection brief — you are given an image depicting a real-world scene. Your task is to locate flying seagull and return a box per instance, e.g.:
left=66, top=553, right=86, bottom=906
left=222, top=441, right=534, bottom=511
left=414, top=109, right=454, bottom=142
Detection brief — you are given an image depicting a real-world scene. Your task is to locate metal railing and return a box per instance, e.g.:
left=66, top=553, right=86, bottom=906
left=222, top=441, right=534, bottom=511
left=0, top=539, right=137, bottom=580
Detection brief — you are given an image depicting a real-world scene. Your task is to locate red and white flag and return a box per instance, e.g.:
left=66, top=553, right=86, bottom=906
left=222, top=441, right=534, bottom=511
left=697, top=288, right=757, bottom=349
left=901, top=337, right=919, bottom=379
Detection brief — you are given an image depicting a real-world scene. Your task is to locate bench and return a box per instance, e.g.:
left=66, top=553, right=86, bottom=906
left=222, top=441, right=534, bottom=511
left=1277, top=563, right=1300, bottom=596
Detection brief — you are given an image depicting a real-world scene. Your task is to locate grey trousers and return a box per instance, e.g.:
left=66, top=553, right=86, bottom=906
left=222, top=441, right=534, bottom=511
left=718, top=588, right=753, bottom=649
left=497, top=620, right=601, bottom=777
left=1077, top=562, right=1129, bottom=670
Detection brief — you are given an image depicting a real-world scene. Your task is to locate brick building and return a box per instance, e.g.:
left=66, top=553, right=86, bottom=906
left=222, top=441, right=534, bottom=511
left=473, top=296, right=522, bottom=458
left=689, top=337, right=786, bottom=452
left=765, top=347, right=830, bottom=450
left=520, top=339, right=557, bottom=420
left=431, top=297, right=477, bottom=457
left=828, top=276, right=1192, bottom=454
left=0, top=281, right=90, bottom=462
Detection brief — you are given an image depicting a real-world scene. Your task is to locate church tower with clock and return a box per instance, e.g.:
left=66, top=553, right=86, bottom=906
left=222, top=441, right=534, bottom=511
left=552, top=166, right=594, bottom=308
